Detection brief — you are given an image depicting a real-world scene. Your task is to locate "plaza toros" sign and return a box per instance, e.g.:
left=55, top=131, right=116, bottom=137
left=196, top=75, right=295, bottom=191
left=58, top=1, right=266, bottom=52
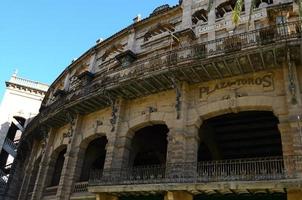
left=199, top=73, right=274, bottom=100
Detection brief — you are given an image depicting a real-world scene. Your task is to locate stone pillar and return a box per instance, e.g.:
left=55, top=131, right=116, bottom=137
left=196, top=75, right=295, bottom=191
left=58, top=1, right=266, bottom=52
left=105, top=98, right=127, bottom=170
left=63, top=73, right=70, bottom=91
left=244, top=0, right=255, bottom=30
left=127, top=28, right=136, bottom=52
left=181, top=0, right=193, bottom=30
left=88, top=54, right=97, bottom=72
left=207, top=8, right=216, bottom=52
left=30, top=129, right=55, bottom=200
left=166, top=82, right=199, bottom=179
left=56, top=114, right=83, bottom=200
left=96, top=193, right=118, bottom=200
left=287, top=190, right=302, bottom=200
left=17, top=140, right=39, bottom=200
left=283, top=62, right=302, bottom=109
left=165, top=191, right=193, bottom=200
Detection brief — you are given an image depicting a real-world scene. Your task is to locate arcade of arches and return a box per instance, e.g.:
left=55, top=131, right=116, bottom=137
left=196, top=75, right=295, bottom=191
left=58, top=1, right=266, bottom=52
left=44, top=110, right=291, bottom=200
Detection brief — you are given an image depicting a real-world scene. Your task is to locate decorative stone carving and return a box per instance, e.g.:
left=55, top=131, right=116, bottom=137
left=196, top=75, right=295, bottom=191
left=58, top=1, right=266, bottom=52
left=40, top=126, right=49, bottom=154
left=287, top=48, right=297, bottom=105
left=64, top=111, right=77, bottom=143
left=171, top=78, right=181, bottom=119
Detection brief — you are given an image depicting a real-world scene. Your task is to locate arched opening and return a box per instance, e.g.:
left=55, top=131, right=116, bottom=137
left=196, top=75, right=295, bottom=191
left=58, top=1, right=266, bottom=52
left=192, top=9, right=208, bottom=24
left=216, top=0, right=245, bottom=18
left=198, top=111, right=282, bottom=161
left=49, top=147, right=67, bottom=187
left=129, top=124, right=169, bottom=167
left=80, top=136, right=108, bottom=181
left=27, top=156, right=42, bottom=196
left=255, top=0, right=273, bottom=8
left=195, top=111, right=286, bottom=200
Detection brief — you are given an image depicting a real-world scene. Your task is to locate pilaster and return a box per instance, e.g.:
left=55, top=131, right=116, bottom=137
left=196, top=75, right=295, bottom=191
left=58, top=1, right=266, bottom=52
left=17, top=140, right=39, bottom=200
left=104, top=98, right=127, bottom=170
left=207, top=9, right=216, bottom=52
left=88, top=50, right=97, bottom=73
left=127, top=28, right=136, bottom=52
left=30, top=128, right=55, bottom=200
left=181, top=0, right=193, bottom=30
left=56, top=113, right=83, bottom=200
left=166, top=82, right=199, bottom=177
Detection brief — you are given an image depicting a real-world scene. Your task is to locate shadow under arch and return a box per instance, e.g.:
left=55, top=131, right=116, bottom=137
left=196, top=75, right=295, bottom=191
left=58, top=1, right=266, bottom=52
left=47, top=144, right=67, bottom=187
left=198, top=110, right=283, bottom=161
left=78, top=135, right=108, bottom=181
left=125, top=120, right=169, bottom=168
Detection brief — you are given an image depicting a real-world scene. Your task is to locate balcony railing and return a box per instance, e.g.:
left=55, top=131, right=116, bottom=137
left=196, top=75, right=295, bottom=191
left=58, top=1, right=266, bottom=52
left=73, top=181, right=88, bottom=193
left=25, top=21, right=302, bottom=137
left=89, top=156, right=302, bottom=186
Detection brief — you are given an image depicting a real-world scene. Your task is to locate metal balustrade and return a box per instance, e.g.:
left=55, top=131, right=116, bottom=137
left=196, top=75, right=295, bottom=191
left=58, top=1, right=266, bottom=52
left=73, top=181, right=88, bottom=193
left=89, top=156, right=302, bottom=186
left=26, top=21, right=302, bottom=136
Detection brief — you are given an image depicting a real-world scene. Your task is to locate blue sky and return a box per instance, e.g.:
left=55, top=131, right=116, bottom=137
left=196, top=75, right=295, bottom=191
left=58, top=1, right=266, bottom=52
left=0, top=0, right=178, bottom=100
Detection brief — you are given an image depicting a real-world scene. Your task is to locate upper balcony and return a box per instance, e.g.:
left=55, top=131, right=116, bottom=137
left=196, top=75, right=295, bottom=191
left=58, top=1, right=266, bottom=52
left=25, top=20, right=302, bottom=134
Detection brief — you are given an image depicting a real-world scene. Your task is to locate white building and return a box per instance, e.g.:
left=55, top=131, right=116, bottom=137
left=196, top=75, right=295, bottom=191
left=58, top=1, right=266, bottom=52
left=0, top=72, right=48, bottom=184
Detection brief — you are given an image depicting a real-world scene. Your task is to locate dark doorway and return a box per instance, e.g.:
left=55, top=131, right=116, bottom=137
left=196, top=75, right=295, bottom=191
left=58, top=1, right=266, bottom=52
left=49, top=148, right=66, bottom=186
left=27, top=156, right=41, bottom=194
left=80, top=136, right=107, bottom=181
left=198, top=111, right=283, bottom=161
left=130, top=124, right=168, bottom=167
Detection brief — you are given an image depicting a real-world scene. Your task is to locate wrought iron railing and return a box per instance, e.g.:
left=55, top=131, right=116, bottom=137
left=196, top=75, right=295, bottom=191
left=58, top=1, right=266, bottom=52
left=73, top=181, right=88, bottom=193
left=89, top=156, right=302, bottom=186
left=23, top=21, right=302, bottom=138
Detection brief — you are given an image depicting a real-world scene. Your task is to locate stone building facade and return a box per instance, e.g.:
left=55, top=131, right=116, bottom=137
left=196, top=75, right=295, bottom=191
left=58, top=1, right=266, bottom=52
left=0, top=73, right=48, bottom=195
left=5, top=0, right=302, bottom=200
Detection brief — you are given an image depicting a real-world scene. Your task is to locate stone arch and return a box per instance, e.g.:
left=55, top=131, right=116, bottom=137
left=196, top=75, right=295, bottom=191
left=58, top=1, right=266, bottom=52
left=79, top=132, right=107, bottom=150
left=215, top=0, right=245, bottom=18
left=192, top=9, right=208, bottom=25
left=192, top=96, right=284, bottom=128
left=119, top=117, right=170, bottom=168
left=50, top=144, right=67, bottom=160
left=46, top=144, right=67, bottom=187
left=76, top=133, right=108, bottom=182
left=193, top=97, right=285, bottom=161
left=255, top=0, right=273, bottom=8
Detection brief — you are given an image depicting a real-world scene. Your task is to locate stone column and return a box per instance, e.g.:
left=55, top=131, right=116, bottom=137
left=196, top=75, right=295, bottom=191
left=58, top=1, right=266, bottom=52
left=165, top=191, right=193, bottom=200
left=207, top=7, right=216, bottom=52
left=104, top=98, right=127, bottom=171
left=56, top=114, right=83, bottom=200
left=166, top=82, right=199, bottom=179
left=127, top=28, right=136, bottom=52
left=281, top=62, right=302, bottom=176
left=17, top=140, right=39, bottom=200
left=30, top=128, right=55, bottom=200
left=244, top=0, right=255, bottom=31
left=287, top=190, right=302, bottom=200
left=88, top=50, right=97, bottom=73
left=181, top=0, right=193, bottom=30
